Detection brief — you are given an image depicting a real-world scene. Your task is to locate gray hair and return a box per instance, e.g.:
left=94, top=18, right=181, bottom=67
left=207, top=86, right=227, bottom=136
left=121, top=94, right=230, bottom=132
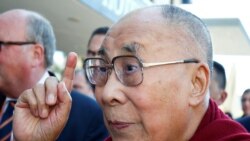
left=161, top=5, right=213, bottom=71
left=25, top=11, right=56, bottom=67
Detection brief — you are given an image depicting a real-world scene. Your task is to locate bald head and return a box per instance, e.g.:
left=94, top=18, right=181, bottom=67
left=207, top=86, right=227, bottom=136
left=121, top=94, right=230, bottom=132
left=161, top=5, right=212, bottom=70
left=0, top=9, right=55, bottom=67
left=0, top=10, right=28, bottom=42
left=109, top=5, right=212, bottom=70
left=0, top=9, right=27, bottom=21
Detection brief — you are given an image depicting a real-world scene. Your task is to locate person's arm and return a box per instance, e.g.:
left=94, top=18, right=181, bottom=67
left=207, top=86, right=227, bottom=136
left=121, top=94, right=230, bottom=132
left=13, top=52, right=77, bottom=141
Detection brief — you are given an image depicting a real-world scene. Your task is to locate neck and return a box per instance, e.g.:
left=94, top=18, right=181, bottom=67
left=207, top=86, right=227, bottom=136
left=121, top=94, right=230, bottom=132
left=5, top=68, right=47, bottom=98
left=183, top=99, right=209, bottom=140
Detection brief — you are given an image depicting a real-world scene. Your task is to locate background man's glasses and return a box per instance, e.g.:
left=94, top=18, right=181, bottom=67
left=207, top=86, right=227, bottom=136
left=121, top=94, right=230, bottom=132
left=84, top=55, right=199, bottom=87
left=0, top=41, right=36, bottom=51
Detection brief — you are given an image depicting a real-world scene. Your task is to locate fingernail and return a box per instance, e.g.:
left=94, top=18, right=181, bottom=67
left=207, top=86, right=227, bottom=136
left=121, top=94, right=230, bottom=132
left=48, top=94, right=55, bottom=104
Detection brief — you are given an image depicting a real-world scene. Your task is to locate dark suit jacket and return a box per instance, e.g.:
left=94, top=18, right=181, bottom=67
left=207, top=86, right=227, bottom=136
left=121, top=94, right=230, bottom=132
left=57, top=90, right=109, bottom=141
left=236, top=116, right=250, bottom=132
left=49, top=71, right=108, bottom=140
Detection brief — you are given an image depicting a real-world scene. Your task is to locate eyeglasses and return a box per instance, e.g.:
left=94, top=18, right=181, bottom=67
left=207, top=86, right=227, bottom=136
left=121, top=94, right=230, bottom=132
left=84, top=55, right=199, bottom=87
left=0, top=41, right=36, bottom=51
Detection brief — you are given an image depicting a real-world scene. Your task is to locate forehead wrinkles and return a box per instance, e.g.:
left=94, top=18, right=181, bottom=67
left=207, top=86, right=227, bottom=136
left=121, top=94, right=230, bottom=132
left=102, top=27, right=161, bottom=59
left=102, top=9, right=192, bottom=60
left=100, top=38, right=144, bottom=60
left=108, top=27, right=187, bottom=61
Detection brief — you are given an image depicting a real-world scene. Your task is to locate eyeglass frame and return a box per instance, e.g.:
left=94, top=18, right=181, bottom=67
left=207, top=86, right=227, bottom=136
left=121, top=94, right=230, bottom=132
left=84, top=55, right=199, bottom=87
left=0, top=41, right=36, bottom=51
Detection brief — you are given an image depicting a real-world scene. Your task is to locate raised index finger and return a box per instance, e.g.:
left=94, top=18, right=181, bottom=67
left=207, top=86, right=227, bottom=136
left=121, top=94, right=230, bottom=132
left=62, top=52, right=77, bottom=92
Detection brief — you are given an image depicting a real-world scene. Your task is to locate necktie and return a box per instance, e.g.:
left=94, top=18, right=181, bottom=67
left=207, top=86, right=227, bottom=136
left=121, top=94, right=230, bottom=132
left=0, top=101, right=16, bottom=141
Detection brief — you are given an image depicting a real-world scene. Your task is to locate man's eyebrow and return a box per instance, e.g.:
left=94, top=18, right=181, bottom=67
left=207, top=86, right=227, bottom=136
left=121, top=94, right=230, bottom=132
left=98, top=47, right=106, bottom=56
left=97, top=42, right=143, bottom=57
left=121, top=42, right=142, bottom=54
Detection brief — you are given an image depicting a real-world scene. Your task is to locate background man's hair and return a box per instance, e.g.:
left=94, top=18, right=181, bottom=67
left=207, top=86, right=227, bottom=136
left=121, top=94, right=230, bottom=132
left=25, top=10, right=56, bottom=68
left=213, top=61, right=226, bottom=89
left=243, top=89, right=250, bottom=96
left=87, top=26, right=109, bottom=47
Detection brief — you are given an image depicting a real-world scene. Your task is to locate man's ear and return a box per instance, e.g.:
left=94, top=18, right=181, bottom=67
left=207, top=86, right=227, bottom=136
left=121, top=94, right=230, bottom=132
left=217, top=90, right=228, bottom=105
left=31, top=44, right=44, bottom=67
left=189, top=64, right=210, bottom=107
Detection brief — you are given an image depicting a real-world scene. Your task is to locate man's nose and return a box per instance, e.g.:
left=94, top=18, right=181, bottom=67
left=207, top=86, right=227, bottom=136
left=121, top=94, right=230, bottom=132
left=100, top=71, right=127, bottom=106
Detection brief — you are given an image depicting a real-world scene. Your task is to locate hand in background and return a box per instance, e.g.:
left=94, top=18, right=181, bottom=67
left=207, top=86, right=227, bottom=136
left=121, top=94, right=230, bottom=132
left=13, top=52, right=77, bottom=141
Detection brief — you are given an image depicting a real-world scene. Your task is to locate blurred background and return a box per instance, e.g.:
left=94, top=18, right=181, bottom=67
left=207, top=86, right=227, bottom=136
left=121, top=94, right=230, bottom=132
left=1, top=0, right=250, bottom=118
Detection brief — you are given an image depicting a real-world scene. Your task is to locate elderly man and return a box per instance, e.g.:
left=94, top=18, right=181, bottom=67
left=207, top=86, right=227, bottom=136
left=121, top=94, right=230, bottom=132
left=0, top=9, right=108, bottom=141
left=73, top=69, right=95, bottom=99
left=13, top=5, right=250, bottom=141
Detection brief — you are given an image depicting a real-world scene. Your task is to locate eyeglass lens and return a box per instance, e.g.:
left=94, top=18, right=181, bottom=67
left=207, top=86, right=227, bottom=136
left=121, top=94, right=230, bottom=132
left=84, top=56, right=143, bottom=86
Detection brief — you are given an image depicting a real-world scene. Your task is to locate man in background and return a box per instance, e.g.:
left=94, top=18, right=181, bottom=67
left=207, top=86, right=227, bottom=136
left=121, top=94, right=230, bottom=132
left=73, top=26, right=109, bottom=96
left=86, top=26, right=109, bottom=57
left=209, top=61, right=228, bottom=106
left=237, top=89, right=250, bottom=132
left=0, top=9, right=108, bottom=141
left=240, top=89, right=250, bottom=118
left=73, top=69, right=95, bottom=99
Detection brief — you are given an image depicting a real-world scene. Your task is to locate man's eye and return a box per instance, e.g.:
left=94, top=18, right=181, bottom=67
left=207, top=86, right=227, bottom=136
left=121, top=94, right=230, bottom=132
left=123, top=64, right=139, bottom=74
left=99, top=66, right=107, bottom=73
left=242, top=99, right=247, bottom=103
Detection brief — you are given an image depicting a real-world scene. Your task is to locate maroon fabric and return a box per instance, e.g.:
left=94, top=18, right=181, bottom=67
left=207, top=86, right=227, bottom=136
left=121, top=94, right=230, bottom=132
left=190, top=100, right=250, bottom=141
left=104, top=100, right=250, bottom=141
left=104, top=137, right=112, bottom=141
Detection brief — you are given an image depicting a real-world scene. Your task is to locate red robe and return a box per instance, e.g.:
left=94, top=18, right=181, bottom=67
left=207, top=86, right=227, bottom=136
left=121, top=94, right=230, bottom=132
left=105, top=100, right=250, bottom=141
left=190, top=100, right=250, bottom=141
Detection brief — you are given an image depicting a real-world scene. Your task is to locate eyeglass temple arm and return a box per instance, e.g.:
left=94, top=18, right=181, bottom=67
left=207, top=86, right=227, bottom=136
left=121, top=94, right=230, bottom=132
left=142, top=58, right=199, bottom=68
left=183, top=58, right=199, bottom=63
left=0, top=41, right=36, bottom=45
